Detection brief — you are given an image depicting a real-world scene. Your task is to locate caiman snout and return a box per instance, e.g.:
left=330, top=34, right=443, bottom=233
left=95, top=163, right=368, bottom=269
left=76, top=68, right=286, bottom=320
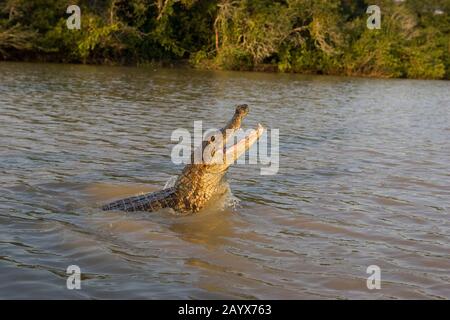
left=235, top=104, right=249, bottom=117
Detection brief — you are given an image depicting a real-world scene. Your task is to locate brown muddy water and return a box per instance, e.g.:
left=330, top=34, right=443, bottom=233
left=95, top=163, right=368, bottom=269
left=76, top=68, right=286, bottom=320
left=0, top=62, right=449, bottom=299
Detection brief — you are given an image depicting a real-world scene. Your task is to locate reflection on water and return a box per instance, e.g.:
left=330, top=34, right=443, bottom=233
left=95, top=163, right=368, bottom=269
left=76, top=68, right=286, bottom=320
left=0, top=62, right=449, bottom=299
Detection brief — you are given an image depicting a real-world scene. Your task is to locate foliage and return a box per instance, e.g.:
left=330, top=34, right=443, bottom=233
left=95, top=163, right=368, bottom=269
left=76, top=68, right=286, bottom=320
left=0, top=24, right=36, bottom=58
left=0, top=0, right=448, bottom=79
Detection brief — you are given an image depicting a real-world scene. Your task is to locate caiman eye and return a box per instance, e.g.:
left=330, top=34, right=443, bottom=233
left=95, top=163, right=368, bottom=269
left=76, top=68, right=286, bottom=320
left=210, top=136, right=215, bottom=142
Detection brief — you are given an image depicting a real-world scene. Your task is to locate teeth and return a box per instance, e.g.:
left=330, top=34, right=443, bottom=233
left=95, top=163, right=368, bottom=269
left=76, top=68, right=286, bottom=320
left=256, top=123, right=265, bottom=135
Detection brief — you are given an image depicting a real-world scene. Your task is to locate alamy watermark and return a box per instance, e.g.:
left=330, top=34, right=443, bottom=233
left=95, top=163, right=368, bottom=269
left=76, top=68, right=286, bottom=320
left=66, top=265, right=81, bottom=290
left=367, top=5, right=381, bottom=30
left=366, top=265, right=381, bottom=290
left=66, top=5, right=81, bottom=30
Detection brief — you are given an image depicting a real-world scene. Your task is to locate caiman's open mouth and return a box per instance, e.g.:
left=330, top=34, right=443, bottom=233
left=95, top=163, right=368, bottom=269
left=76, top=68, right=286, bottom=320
left=224, top=123, right=264, bottom=165
left=205, top=104, right=264, bottom=166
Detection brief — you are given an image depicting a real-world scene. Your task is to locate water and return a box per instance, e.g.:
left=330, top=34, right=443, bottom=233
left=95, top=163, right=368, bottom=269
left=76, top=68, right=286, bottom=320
left=0, top=62, right=449, bottom=299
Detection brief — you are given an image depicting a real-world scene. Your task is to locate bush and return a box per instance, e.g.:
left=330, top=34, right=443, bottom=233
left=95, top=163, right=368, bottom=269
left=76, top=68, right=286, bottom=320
left=214, top=46, right=254, bottom=71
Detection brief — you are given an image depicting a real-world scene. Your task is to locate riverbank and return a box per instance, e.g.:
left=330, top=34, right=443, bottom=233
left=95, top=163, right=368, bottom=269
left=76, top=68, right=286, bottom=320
left=1, top=1, right=448, bottom=81
left=1, top=56, right=449, bottom=81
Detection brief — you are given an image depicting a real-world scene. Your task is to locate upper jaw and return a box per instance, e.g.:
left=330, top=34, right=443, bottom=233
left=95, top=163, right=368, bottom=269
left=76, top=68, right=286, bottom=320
left=219, top=104, right=249, bottom=146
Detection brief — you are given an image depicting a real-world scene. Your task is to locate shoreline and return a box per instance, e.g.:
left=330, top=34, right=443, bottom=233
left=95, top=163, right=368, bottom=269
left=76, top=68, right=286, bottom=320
left=1, top=58, right=448, bottom=81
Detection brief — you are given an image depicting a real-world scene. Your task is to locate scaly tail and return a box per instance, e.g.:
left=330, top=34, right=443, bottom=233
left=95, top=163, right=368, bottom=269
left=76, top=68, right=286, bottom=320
left=102, top=187, right=177, bottom=212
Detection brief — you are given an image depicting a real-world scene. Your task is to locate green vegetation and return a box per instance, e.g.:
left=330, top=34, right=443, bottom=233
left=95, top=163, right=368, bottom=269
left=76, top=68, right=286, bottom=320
left=0, top=0, right=448, bottom=79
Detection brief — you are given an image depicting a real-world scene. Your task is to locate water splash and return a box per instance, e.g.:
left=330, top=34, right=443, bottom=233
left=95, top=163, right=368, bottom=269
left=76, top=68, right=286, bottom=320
left=216, top=182, right=241, bottom=211
left=224, top=192, right=241, bottom=211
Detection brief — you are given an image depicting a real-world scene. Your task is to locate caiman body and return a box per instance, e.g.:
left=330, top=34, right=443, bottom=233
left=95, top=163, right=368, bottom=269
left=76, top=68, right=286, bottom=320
left=102, top=105, right=264, bottom=214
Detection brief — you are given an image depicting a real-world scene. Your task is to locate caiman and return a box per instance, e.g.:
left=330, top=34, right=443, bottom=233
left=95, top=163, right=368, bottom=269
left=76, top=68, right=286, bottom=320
left=102, top=104, right=264, bottom=214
